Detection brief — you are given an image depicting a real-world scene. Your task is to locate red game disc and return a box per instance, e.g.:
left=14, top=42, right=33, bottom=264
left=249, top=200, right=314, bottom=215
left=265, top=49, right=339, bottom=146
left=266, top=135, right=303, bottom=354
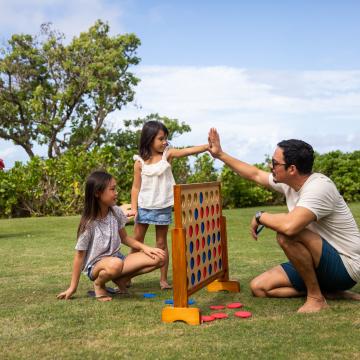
left=209, top=305, right=225, bottom=310
left=201, top=315, right=215, bottom=323
left=211, top=312, right=229, bottom=319
left=227, top=302, right=243, bottom=309
left=234, top=311, right=252, bottom=318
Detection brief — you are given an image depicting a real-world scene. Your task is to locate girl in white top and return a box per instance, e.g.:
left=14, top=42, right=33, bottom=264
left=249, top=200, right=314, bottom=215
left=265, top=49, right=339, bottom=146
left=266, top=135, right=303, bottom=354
left=57, top=171, right=165, bottom=302
left=130, top=121, right=209, bottom=289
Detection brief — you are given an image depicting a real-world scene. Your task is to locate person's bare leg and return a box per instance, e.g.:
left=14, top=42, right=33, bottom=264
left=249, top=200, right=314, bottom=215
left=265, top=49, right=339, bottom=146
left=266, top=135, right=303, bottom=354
left=127, top=223, right=149, bottom=287
left=276, top=229, right=328, bottom=313
left=155, top=225, right=171, bottom=289
left=250, top=265, right=305, bottom=298
left=112, top=251, right=164, bottom=289
left=92, top=257, right=124, bottom=302
left=131, top=223, right=149, bottom=253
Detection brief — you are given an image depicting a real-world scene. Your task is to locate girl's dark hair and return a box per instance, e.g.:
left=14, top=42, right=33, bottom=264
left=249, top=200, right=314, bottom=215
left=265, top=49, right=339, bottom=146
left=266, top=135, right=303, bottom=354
left=139, top=121, right=169, bottom=160
left=77, top=171, right=113, bottom=237
left=277, top=139, right=314, bottom=175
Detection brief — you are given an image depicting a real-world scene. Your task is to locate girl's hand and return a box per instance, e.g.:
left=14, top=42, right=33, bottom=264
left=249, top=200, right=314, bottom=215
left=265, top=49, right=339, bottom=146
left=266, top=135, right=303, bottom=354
left=126, top=209, right=137, bottom=218
left=208, top=128, right=223, bottom=158
left=57, top=287, right=76, bottom=300
left=142, top=245, right=166, bottom=260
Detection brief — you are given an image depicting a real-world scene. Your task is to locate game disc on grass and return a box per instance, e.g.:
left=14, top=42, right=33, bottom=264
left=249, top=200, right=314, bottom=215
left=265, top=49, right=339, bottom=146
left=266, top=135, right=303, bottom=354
left=227, top=302, right=243, bottom=309
left=201, top=315, right=216, bottom=323
left=211, top=312, right=228, bottom=319
left=143, top=293, right=157, bottom=298
left=234, top=311, right=252, bottom=318
left=209, top=305, right=225, bottom=310
left=164, top=299, right=196, bottom=305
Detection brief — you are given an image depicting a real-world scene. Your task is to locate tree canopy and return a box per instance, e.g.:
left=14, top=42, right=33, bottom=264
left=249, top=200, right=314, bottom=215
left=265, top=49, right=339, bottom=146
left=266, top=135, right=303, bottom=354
left=0, top=20, right=140, bottom=158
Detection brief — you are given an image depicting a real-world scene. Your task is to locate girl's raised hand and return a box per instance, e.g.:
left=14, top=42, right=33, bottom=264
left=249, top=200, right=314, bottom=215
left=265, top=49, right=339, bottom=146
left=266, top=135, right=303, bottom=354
left=208, top=128, right=223, bottom=158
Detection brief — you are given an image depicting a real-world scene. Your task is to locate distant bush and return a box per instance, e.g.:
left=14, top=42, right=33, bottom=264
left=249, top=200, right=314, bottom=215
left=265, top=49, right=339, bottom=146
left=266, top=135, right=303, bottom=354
left=0, top=146, right=135, bottom=217
left=220, top=165, right=277, bottom=208
left=313, top=150, right=360, bottom=202
left=0, top=146, right=197, bottom=217
left=0, top=149, right=359, bottom=218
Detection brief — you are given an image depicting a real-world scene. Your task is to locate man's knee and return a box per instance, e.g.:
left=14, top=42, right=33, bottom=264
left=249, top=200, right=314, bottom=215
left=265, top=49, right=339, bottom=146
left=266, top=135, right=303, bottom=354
left=250, top=276, right=268, bottom=297
left=276, top=232, right=292, bottom=249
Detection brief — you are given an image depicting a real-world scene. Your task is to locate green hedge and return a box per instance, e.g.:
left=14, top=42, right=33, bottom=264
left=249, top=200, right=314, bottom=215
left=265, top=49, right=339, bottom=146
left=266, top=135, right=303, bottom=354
left=0, top=148, right=359, bottom=217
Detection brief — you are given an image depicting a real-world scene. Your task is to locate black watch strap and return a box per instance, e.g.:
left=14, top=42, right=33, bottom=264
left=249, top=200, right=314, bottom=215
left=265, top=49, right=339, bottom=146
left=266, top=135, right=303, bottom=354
left=255, top=211, right=264, bottom=225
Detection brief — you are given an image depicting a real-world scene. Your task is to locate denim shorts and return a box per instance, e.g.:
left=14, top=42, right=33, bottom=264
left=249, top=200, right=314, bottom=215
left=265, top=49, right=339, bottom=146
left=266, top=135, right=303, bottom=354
left=136, top=206, right=172, bottom=225
left=86, top=252, right=126, bottom=281
left=281, top=238, right=356, bottom=292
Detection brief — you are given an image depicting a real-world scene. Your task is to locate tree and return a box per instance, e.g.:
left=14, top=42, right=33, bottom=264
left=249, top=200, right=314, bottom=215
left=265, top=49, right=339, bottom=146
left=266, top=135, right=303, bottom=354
left=188, top=153, right=218, bottom=183
left=0, top=20, right=140, bottom=158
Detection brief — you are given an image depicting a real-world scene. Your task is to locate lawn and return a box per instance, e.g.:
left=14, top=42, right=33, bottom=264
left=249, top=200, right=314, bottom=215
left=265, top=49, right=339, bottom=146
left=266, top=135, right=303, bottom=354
left=0, top=204, right=359, bottom=360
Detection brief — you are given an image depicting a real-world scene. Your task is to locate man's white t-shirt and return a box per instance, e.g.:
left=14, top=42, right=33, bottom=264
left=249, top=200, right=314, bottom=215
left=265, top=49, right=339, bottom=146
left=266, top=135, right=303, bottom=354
left=269, top=173, right=360, bottom=282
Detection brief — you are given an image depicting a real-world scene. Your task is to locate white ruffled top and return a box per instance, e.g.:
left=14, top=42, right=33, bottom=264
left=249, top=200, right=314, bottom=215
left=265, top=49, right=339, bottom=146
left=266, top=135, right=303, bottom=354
left=133, top=146, right=176, bottom=209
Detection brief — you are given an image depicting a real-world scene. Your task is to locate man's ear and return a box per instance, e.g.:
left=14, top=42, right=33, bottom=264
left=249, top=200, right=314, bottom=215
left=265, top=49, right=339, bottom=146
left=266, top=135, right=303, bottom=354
left=289, top=164, right=297, bottom=175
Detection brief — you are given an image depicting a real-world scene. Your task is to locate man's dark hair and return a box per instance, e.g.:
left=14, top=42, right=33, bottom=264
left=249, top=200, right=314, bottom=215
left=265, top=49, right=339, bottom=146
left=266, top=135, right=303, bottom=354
left=277, top=139, right=314, bottom=175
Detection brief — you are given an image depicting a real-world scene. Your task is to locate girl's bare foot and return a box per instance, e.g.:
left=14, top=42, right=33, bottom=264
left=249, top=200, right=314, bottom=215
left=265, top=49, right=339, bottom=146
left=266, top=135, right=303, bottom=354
left=297, top=295, right=329, bottom=313
left=94, top=282, right=112, bottom=302
left=113, top=278, right=130, bottom=295
left=160, top=280, right=172, bottom=290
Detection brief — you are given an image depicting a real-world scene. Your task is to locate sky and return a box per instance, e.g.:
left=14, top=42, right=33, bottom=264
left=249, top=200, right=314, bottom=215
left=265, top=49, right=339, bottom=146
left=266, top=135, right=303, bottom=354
left=1, top=0, right=360, bottom=169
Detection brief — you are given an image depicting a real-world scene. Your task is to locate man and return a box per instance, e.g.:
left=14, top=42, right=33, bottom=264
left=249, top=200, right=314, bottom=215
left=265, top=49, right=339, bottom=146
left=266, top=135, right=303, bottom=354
left=208, top=128, right=360, bottom=313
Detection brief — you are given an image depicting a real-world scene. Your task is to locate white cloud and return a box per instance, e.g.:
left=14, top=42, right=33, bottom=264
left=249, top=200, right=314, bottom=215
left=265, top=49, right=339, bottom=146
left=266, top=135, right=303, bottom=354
left=1, top=65, right=360, bottom=168
left=110, top=66, right=360, bottom=164
left=0, top=0, right=125, bottom=41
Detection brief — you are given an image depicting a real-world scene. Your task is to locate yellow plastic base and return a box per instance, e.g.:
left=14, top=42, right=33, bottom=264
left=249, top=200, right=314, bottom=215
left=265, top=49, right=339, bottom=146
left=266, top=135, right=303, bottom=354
left=206, top=279, right=240, bottom=293
left=161, top=306, right=201, bottom=325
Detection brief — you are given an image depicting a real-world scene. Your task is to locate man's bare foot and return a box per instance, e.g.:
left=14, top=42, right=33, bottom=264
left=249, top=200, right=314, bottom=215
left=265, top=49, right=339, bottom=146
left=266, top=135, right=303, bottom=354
left=94, top=283, right=112, bottom=302
left=160, top=280, right=172, bottom=290
left=297, top=296, right=329, bottom=313
left=325, top=290, right=360, bottom=301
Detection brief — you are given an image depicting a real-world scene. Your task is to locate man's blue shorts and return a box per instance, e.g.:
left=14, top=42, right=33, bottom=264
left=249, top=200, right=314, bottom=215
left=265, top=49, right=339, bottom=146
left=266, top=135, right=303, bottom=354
left=281, top=238, right=356, bottom=292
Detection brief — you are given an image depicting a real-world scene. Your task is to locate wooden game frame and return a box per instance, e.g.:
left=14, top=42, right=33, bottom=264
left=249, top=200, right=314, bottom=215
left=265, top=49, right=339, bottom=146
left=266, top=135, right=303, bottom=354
left=161, top=182, right=240, bottom=325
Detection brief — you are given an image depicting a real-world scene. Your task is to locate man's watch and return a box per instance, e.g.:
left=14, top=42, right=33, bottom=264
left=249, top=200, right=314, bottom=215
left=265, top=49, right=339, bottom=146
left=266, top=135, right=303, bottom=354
left=255, top=211, right=264, bottom=225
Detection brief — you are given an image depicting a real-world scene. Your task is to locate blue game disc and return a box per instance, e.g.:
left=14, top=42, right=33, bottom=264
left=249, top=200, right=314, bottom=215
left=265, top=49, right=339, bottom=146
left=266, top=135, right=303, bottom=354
left=143, top=293, right=156, bottom=298
left=164, top=299, right=195, bottom=305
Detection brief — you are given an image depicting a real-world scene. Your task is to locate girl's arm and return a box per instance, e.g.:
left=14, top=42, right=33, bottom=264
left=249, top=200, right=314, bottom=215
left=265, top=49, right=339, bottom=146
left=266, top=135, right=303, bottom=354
left=119, top=228, right=166, bottom=260
left=130, top=161, right=142, bottom=217
left=57, top=250, right=86, bottom=300
left=167, top=144, right=209, bottom=161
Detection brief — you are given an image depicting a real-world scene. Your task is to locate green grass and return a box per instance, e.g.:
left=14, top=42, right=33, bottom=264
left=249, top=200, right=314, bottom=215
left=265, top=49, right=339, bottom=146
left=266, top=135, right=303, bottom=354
left=1, top=204, right=360, bottom=360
